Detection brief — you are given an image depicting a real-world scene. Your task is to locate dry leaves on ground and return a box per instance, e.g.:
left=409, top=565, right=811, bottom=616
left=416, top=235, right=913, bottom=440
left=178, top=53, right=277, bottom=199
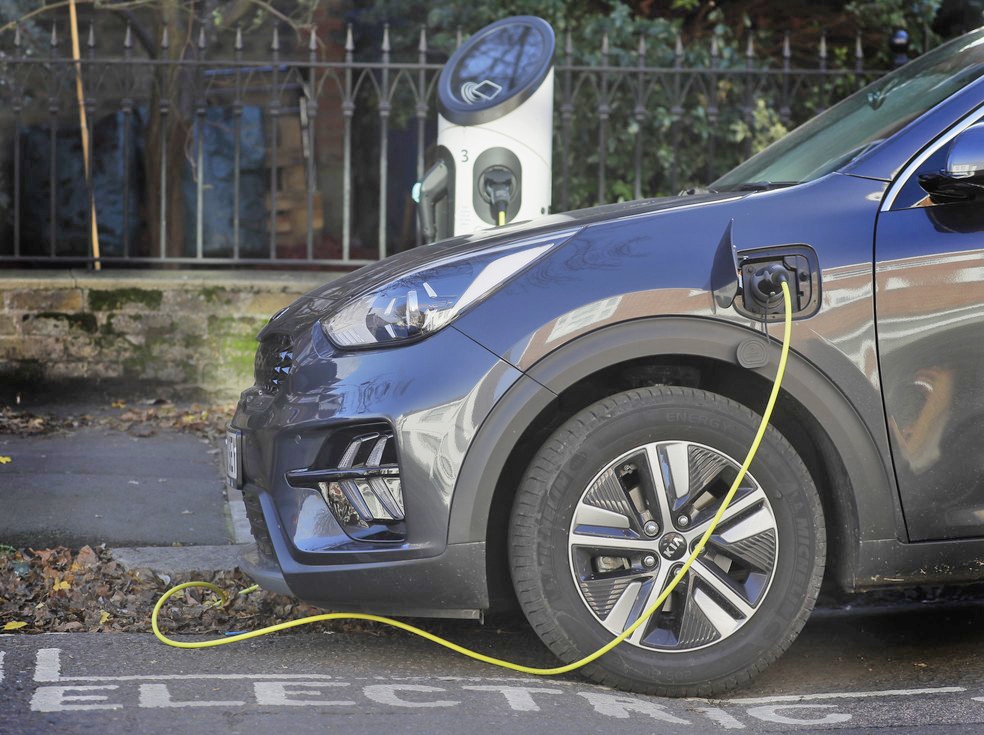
left=0, top=545, right=338, bottom=637
left=0, top=402, right=236, bottom=445
left=0, top=546, right=533, bottom=644
left=0, top=408, right=76, bottom=436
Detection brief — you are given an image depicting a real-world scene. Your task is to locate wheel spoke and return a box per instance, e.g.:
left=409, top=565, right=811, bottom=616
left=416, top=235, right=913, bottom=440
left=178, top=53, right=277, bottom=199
left=718, top=504, right=775, bottom=543
left=685, top=444, right=735, bottom=500
left=602, top=579, right=644, bottom=631
left=569, top=529, right=656, bottom=554
left=683, top=487, right=768, bottom=542
left=660, top=442, right=692, bottom=502
left=574, top=502, right=631, bottom=529
left=578, top=570, right=649, bottom=620
left=641, top=445, right=675, bottom=528
left=626, top=565, right=673, bottom=643
left=690, top=559, right=756, bottom=619
left=581, top=467, right=636, bottom=527
left=688, top=586, right=740, bottom=641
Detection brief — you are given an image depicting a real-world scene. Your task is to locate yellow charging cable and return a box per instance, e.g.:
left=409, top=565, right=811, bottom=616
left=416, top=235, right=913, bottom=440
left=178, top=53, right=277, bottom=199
left=153, top=282, right=793, bottom=675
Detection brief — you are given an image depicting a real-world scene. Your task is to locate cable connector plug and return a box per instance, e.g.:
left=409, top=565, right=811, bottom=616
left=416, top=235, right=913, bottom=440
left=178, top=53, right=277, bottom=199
left=482, top=168, right=515, bottom=226
left=746, top=263, right=792, bottom=314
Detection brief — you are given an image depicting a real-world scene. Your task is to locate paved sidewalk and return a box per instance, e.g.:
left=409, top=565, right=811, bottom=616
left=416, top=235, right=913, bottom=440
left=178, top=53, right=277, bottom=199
left=0, top=391, right=251, bottom=575
left=0, top=429, right=230, bottom=548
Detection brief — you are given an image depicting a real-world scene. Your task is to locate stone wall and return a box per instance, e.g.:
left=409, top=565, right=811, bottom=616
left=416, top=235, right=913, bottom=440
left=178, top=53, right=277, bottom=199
left=0, top=270, right=334, bottom=398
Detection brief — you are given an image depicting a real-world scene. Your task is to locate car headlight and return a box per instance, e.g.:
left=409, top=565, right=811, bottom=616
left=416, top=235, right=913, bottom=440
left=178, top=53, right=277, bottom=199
left=323, top=229, right=580, bottom=348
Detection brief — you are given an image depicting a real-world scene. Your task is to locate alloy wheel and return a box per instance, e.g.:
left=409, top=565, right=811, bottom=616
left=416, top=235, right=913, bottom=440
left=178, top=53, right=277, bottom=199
left=568, top=440, right=779, bottom=652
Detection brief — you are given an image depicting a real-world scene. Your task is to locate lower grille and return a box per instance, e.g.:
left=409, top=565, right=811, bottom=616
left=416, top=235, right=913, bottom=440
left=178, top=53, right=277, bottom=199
left=243, top=490, right=276, bottom=561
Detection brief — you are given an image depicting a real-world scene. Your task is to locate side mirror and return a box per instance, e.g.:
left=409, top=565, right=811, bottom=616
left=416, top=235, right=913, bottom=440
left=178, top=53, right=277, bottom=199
left=919, top=123, right=984, bottom=204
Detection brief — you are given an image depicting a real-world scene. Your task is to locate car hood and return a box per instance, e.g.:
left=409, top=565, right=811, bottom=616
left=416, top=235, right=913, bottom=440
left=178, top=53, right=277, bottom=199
left=260, top=190, right=745, bottom=338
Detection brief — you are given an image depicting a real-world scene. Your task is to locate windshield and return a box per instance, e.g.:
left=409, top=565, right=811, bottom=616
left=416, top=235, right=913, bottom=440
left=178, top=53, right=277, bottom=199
left=710, top=29, right=984, bottom=191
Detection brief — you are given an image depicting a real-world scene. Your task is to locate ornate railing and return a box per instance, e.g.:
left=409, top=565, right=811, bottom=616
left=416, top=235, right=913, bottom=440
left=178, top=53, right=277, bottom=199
left=0, top=21, right=890, bottom=267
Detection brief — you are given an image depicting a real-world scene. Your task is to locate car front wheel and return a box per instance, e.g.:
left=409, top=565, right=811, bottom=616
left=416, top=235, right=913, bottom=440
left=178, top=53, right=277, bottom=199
left=508, top=386, right=825, bottom=696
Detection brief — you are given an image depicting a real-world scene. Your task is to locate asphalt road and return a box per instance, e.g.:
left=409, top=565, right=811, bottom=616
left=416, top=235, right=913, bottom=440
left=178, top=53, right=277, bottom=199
left=4, top=602, right=984, bottom=734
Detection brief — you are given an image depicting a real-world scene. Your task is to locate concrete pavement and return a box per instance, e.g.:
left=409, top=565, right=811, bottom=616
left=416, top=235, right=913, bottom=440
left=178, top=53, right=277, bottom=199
left=0, top=390, right=249, bottom=574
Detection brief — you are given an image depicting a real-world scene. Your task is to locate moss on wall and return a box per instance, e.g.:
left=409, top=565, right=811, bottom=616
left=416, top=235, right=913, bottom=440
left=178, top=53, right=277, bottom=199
left=89, top=288, right=164, bottom=312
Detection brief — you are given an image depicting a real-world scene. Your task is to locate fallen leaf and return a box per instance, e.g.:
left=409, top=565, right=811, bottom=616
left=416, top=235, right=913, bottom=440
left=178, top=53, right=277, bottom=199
left=99, top=610, right=111, bottom=625
left=111, top=400, right=127, bottom=409
left=52, top=579, right=71, bottom=591
left=3, top=621, right=27, bottom=630
left=0, top=456, right=11, bottom=465
left=75, top=546, right=99, bottom=567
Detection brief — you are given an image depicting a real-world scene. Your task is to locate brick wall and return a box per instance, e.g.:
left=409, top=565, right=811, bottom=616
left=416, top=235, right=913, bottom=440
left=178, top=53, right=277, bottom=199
left=0, top=270, right=334, bottom=398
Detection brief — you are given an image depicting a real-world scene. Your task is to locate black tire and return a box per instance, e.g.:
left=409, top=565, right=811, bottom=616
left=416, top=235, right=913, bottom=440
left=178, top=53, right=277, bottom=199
left=508, top=386, right=825, bottom=696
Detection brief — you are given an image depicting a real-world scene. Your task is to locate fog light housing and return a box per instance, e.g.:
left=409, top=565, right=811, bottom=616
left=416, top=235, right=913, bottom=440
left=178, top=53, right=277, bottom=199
left=286, top=430, right=405, bottom=542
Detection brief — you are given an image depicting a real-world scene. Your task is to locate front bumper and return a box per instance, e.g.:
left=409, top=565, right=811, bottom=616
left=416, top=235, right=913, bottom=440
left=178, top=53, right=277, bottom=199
left=231, top=320, right=522, bottom=617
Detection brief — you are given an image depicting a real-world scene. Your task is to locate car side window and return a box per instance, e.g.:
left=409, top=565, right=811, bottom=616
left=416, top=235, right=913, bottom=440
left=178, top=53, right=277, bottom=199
left=890, top=115, right=984, bottom=210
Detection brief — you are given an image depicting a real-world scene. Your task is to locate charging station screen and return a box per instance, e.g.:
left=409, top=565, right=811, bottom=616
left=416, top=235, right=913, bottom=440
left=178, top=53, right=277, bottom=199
left=449, top=23, right=550, bottom=107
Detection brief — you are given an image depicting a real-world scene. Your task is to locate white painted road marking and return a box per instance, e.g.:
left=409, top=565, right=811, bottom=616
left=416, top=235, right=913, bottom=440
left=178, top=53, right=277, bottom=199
left=33, top=647, right=61, bottom=682
left=696, top=706, right=746, bottom=729
left=253, top=681, right=353, bottom=707
left=461, top=684, right=564, bottom=712
left=31, top=685, right=122, bottom=712
left=745, top=704, right=852, bottom=726
left=138, top=683, right=245, bottom=709
left=577, top=692, right=690, bottom=723
left=4, top=643, right=984, bottom=729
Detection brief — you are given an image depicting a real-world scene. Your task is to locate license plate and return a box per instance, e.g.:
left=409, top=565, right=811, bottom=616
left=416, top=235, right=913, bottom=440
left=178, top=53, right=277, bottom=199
left=225, top=428, right=243, bottom=489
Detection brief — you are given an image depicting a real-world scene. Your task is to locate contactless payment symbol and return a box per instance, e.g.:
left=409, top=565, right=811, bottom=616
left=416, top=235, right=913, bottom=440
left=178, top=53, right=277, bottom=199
left=460, top=79, right=503, bottom=104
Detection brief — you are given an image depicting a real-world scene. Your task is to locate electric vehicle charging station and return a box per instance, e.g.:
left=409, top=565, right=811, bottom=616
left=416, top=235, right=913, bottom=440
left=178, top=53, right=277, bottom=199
left=415, top=16, right=556, bottom=242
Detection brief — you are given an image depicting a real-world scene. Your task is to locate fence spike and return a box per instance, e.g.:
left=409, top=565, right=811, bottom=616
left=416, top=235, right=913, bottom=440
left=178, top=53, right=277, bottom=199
left=710, top=35, right=719, bottom=58
left=345, top=23, right=354, bottom=53
left=819, top=31, right=827, bottom=59
left=382, top=23, right=390, bottom=53
left=14, top=24, right=20, bottom=48
left=637, top=34, right=646, bottom=58
left=271, top=25, right=280, bottom=52
left=235, top=24, right=243, bottom=50
left=456, top=27, right=462, bottom=48
left=674, top=34, right=683, bottom=59
left=198, top=26, right=206, bottom=50
left=855, top=32, right=863, bottom=60
left=310, top=25, right=318, bottom=52
left=161, top=27, right=169, bottom=51
left=565, top=29, right=572, bottom=55
left=50, top=21, right=57, bottom=47
left=601, top=31, right=609, bottom=55
left=782, top=31, right=791, bottom=58
left=418, top=25, right=427, bottom=53
left=87, top=21, right=95, bottom=49
left=746, top=33, right=755, bottom=58
left=124, top=21, right=132, bottom=49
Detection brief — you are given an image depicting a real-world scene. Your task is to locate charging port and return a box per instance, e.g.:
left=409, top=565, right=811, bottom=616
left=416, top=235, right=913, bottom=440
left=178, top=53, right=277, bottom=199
left=737, top=245, right=820, bottom=320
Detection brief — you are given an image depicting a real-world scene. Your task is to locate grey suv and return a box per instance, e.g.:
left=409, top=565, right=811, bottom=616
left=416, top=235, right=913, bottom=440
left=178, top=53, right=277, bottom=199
left=228, top=29, right=984, bottom=695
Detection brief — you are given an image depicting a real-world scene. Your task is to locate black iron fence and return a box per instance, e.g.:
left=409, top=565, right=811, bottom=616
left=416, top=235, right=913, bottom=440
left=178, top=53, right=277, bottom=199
left=0, top=22, right=891, bottom=268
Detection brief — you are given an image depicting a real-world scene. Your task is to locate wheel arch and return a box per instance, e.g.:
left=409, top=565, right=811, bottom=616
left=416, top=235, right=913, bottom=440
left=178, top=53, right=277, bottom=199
left=448, top=317, right=900, bottom=607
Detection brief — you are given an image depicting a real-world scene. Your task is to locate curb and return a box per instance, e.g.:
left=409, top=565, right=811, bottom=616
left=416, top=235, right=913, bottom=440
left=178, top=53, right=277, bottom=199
left=111, top=544, right=252, bottom=575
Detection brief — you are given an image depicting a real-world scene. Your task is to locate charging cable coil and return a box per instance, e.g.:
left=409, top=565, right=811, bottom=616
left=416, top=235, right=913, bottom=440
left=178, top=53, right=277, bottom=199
left=153, top=282, right=794, bottom=676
